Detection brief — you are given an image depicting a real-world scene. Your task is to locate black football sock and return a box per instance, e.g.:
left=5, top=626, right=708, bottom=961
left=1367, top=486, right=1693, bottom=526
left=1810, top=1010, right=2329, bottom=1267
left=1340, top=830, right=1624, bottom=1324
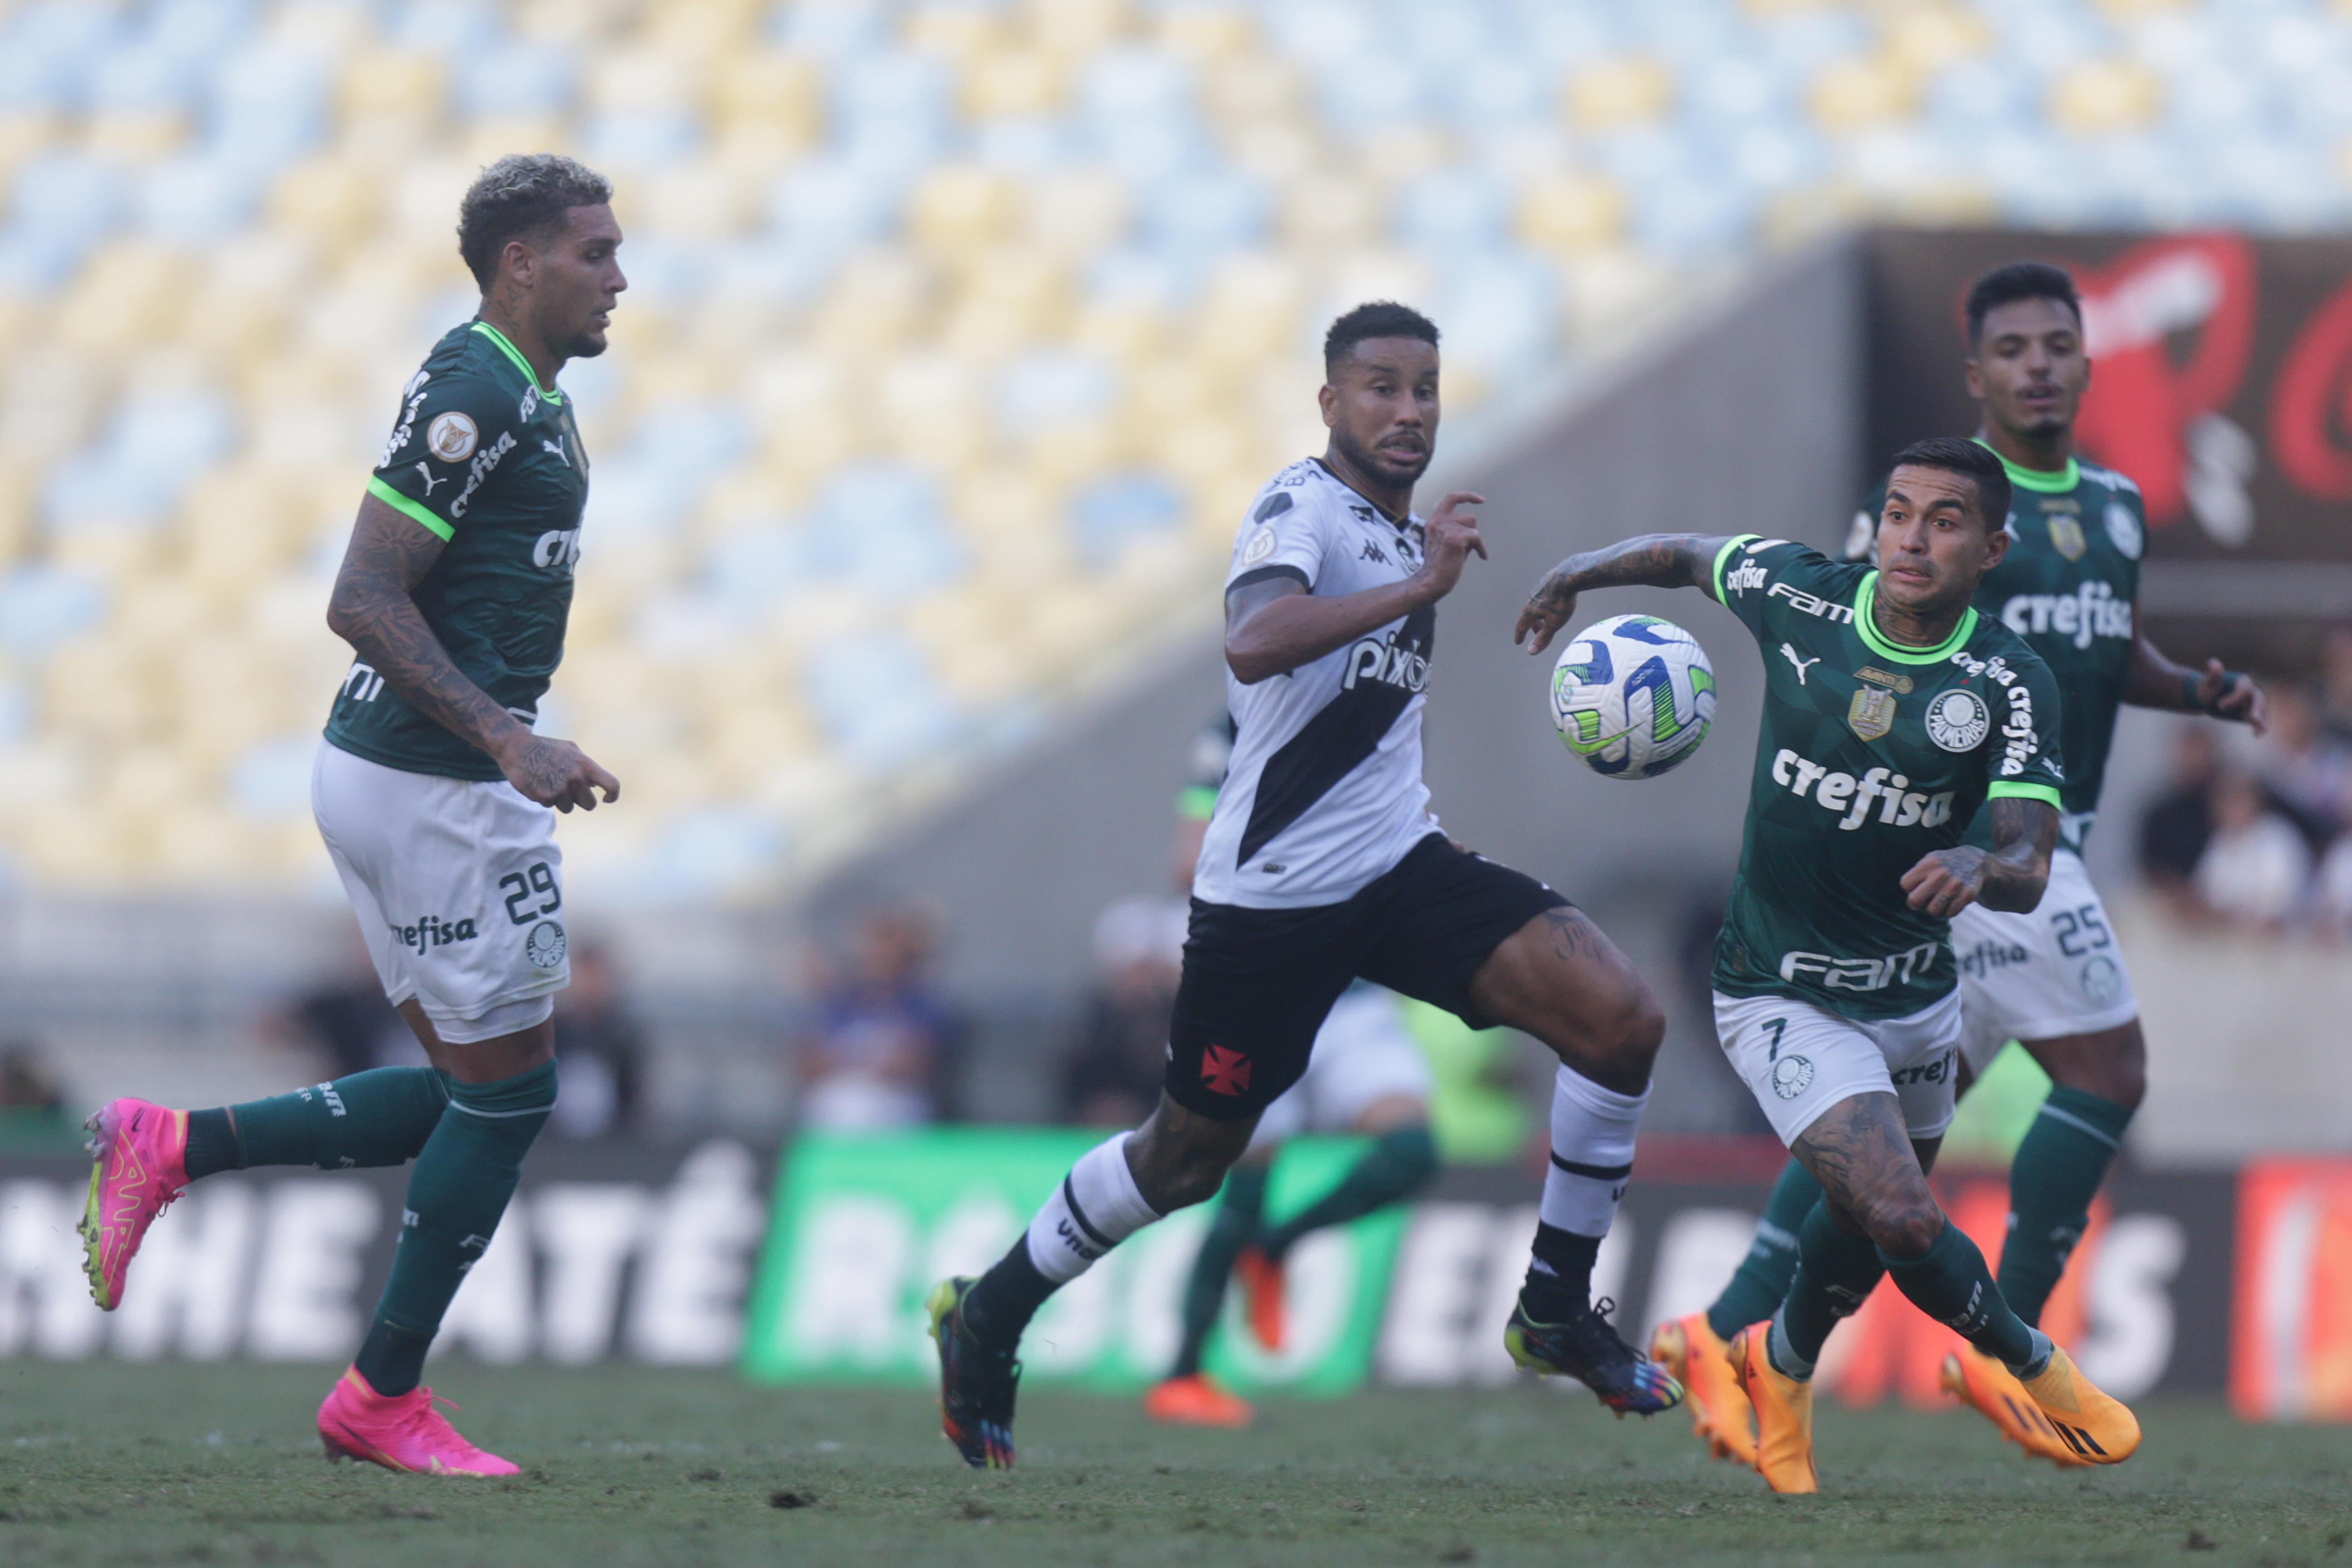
left=1169, top=1166, right=1267, bottom=1379
left=1880, top=1217, right=2048, bottom=1376
left=1778, top=1200, right=1885, bottom=1369
left=963, top=1134, right=1162, bottom=1353
left=184, top=1068, right=452, bottom=1181
left=1257, top=1127, right=1435, bottom=1260
left=1706, top=1157, right=1825, bottom=1342
left=1999, top=1087, right=2133, bottom=1327
left=1519, top=1222, right=1602, bottom=1323
left=960, top=1239, right=1058, bottom=1352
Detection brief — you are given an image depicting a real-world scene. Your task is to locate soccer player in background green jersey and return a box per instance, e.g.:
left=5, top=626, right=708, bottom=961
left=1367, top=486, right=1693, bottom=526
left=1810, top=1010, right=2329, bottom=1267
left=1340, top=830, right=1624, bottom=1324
left=79, top=154, right=624, bottom=1476
left=1653, top=263, right=2267, bottom=1472
left=1515, top=436, right=2144, bottom=1491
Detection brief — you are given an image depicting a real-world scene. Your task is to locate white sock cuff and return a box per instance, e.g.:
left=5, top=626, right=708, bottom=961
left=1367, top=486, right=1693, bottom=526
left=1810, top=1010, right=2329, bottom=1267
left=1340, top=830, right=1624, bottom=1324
left=1552, top=1063, right=1649, bottom=1122
left=1022, top=1134, right=1160, bottom=1284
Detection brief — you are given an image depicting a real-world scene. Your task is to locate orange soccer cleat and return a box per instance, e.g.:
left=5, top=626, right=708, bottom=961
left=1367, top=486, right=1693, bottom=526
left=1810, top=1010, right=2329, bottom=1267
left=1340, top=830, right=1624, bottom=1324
left=1731, top=1324, right=1817, bottom=1494
left=2017, top=1344, right=2141, bottom=1465
left=1233, top=1245, right=1286, bottom=1352
left=1143, top=1373, right=1255, bottom=1428
left=1940, top=1346, right=2088, bottom=1467
left=1651, top=1312, right=1757, bottom=1466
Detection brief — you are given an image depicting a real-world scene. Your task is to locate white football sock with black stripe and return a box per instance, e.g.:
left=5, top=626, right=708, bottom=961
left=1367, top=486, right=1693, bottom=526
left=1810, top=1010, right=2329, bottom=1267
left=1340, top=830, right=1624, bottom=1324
left=1024, top=1132, right=1162, bottom=1284
left=1538, top=1064, right=1648, bottom=1241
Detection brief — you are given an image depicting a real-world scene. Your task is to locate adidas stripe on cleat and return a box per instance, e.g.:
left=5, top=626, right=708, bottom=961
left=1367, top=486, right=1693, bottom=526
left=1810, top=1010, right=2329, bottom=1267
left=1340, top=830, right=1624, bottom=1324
left=1504, top=1295, right=1684, bottom=1416
left=1940, top=1347, right=2087, bottom=1468
left=2018, top=1345, right=2141, bottom=1465
left=928, top=1277, right=1021, bottom=1470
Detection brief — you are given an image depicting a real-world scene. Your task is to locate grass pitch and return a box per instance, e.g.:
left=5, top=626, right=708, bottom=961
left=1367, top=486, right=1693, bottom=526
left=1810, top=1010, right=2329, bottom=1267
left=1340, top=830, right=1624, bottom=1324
left=0, top=1362, right=2344, bottom=1568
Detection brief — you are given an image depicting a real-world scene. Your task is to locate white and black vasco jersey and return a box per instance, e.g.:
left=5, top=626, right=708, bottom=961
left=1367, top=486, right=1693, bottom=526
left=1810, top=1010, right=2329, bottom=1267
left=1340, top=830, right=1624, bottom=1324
left=1193, top=459, right=1442, bottom=910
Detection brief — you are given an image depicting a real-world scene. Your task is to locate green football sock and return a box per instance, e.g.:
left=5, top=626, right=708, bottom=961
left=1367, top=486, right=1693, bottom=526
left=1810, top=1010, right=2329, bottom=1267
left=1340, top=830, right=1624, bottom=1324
left=353, top=1062, right=556, bottom=1397
left=1259, top=1127, right=1437, bottom=1261
left=1999, top=1087, right=2134, bottom=1328
left=1880, top=1216, right=2049, bottom=1376
left=1169, top=1166, right=1268, bottom=1379
left=183, top=1068, right=452, bottom=1181
left=1705, top=1158, right=1825, bottom=1342
left=1778, top=1200, right=1885, bottom=1368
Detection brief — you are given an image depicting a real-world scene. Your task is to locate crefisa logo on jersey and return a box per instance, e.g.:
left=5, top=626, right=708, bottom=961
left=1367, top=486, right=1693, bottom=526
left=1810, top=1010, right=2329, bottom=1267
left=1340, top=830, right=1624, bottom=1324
left=1926, top=689, right=1990, bottom=752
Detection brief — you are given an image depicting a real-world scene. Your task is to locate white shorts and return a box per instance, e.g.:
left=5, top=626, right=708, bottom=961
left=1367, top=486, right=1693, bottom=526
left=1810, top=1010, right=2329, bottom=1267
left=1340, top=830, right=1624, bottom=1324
left=1952, top=848, right=2139, bottom=1074
left=1249, top=985, right=1432, bottom=1152
left=1715, top=987, right=1963, bottom=1147
left=312, top=741, right=569, bottom=1045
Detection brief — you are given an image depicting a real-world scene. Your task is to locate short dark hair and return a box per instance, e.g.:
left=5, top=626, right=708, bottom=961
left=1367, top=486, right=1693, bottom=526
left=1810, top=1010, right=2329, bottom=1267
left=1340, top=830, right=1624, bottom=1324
left=1965, top=261, right=2082, bottom=345
left=1323, top=300, right=1439, bottom=377
left=1887, top=436, right=2010, bottom=531
left=457, top=153, right=613, bottom=289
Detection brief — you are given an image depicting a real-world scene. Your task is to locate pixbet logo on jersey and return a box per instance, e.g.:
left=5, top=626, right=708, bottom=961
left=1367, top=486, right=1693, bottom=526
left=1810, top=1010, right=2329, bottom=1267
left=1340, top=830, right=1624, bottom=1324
left=1771, top=750, right=1955, bottom=831
left=1342, top=632, right=1431, bottom=694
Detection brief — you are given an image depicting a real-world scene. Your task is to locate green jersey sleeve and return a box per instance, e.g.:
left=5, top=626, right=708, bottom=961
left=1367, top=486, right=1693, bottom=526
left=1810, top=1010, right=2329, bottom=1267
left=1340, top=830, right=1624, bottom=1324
left=366, top=355, right=523, bottom=542
left=1975, top=639, right=2066, bottom=814
left=1708, top=534, right=1869, bottom=645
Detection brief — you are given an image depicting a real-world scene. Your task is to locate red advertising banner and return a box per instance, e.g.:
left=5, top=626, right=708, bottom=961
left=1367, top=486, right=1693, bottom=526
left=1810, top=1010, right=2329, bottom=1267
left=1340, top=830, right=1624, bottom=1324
left=2231, top=1157, right=2352, bottom=1421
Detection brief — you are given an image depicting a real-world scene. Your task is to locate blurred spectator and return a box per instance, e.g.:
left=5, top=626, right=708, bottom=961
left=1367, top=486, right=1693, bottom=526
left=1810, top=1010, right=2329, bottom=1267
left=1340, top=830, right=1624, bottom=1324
left=2318, top=624, right=2352, bottom=743
left=271, top=928, right=415, bottom=1075
left=2139, top=724, right=2222, bottom=922
left=2257, top=685, right=2352, bottom=849
left=0, top=1040, right=64, bottom=1120
left=549, top=941, right=646, bottom=1139
left=2317, top=836, right=2352, bottom=941
left=798, top=902, right=957, bottom=1130
left=1061, top=896, right=1185, bottom=1128
left=2195, top=770, right=2311, bottom=932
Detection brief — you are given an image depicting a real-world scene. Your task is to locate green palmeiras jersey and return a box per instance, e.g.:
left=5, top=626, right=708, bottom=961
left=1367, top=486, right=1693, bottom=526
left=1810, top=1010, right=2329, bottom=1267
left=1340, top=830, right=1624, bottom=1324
left=1847, top=447, right=2143, bottom=854
left=1706, top=536, right=2065, bottom=1022
left=324, top=319, right=589, bottom=781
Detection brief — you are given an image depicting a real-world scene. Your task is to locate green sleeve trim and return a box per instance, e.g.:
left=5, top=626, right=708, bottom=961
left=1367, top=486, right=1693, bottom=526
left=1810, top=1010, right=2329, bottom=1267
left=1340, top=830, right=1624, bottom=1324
left=1710, top=534, right=1759, bottom=603
left=1968, top=437, right=2077, bottom=494
left=1176, top=785, right=1219, bottom=821
left=470, top=320, right=562, bottom=403
left=1987, top=782, right=2062, bottom=809
left=366, top=475, right=454, bottom=541
left=1853, top=573, right=1979, bottom=665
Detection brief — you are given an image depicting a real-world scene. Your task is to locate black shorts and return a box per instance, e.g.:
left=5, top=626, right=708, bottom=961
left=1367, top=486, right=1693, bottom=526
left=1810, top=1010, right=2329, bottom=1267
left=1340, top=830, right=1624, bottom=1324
left=1165, top=833, right=1569, bottom=1119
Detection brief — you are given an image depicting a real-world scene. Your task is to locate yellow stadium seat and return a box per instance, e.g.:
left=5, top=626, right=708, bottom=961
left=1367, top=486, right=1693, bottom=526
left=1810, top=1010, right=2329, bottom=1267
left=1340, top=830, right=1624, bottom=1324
left=1882, top=6, right=1989, bottom=75
left=1810, top=55, right=1920, bottom=135
left=1519, top=171, right=1628, bottom=255
left=941, top=244, right=1071, bottom=358
left=964, top=48, right=1066, bottom=118
left=710, top=49, right=822, bottom=147
left=457, top=115, right=575, bottom=171
left=0, top=455, right=33, bottom=567
left=86, top=109, right=186, bottom=164
left=909, top=163, right=1019, bottom=255
left=810, top=249, right=938, bottom=357
left=270, top=154, right=380, bottom=254
left=1029, top=0, right=1127, bottom=61
left=1023, top=167, right=1129, bottom=256
left=874, top=349, right=987, bottom=466
left=641, top=0, right=764, bottom=65
left=1570, top=57, right=1675, bottom=132
left=0, top=111, right=55, bottom=188
left=2049, top=59, right=2163, bottom=138
left=906, top=3, right=1005, bottom=58
left=339, top=47, right=448, bottom=129
left=1200, top=54, right=1299, bottom=127
left=588, top=46, right=701, bottom=118
left=643, top=162, right=752, bottom=241
left=1155, top=4, right=1254, bottom=63
left=52, top=241, right=185, bottom=359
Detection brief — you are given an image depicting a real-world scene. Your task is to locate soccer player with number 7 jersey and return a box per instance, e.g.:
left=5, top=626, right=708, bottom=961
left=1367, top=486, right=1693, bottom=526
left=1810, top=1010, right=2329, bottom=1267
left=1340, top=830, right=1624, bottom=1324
left=1515, top=435, right=2144, bottom=1492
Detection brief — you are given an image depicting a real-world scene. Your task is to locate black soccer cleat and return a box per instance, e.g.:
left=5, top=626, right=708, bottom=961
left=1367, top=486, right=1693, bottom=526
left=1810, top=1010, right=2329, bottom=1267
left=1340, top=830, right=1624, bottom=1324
left=927, top=1276, right=1021, bottom=1469
left=1504, top=1294, right=1685, bottom=1417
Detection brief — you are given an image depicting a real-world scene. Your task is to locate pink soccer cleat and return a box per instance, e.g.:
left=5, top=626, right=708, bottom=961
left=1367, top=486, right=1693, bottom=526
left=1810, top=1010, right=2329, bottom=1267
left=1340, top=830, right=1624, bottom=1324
left=78, top=1097, right=190, bottom=1311
left=317, top=1368, right=520, bottom=1477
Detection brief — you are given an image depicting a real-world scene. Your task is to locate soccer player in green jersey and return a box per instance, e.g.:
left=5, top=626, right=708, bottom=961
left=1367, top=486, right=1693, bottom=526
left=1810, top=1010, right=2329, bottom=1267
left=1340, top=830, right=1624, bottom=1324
left=79, top=154, right=624, bottom=1476
left=1653, top=263, right=2267, bottom=1471
left=1515, top=436, right=2144, bottom=1491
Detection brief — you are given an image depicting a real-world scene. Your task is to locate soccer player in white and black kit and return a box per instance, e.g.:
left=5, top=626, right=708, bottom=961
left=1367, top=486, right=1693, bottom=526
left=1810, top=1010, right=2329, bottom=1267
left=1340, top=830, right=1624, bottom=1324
left=928, top=303, right=1683, bottom=1469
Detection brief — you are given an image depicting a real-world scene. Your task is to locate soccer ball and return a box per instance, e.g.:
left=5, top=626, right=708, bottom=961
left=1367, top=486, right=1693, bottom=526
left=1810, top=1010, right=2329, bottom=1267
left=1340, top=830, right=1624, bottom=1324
left=1548, top=613, right=1716, bottom=779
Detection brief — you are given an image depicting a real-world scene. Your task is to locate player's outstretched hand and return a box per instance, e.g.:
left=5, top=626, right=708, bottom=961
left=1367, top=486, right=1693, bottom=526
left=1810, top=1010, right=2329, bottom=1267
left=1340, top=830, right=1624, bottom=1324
left=1514, top=567, right=1578, bottom=656
left=1900, top=847, right=1986, bottom=917
left=1414, top=492, right=1486, bottom=601
left=500, top=734, right=621, bottom=813
left=2197, top=657, right=2268, bottom=735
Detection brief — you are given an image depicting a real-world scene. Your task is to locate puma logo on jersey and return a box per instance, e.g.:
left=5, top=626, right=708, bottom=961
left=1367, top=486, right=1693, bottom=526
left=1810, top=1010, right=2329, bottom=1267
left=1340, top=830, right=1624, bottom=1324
left=413, top=463, right=446, bottom=497
left=1779, top=643, right=1820, bottom=684
left=542, top=437, right=569, bottom=467
left=1771, top=751, right=1955, bottom=831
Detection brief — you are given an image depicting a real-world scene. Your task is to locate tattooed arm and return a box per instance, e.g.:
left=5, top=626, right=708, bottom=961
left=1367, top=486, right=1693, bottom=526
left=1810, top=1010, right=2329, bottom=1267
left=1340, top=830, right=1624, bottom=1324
left=326, top=495, right=619, bottom=812
left=2124, top=633, right=2268, bottom=734
left=1513, top=534, right=1745, bottom=655
left=1898, top=796, right=2057, bottom=917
